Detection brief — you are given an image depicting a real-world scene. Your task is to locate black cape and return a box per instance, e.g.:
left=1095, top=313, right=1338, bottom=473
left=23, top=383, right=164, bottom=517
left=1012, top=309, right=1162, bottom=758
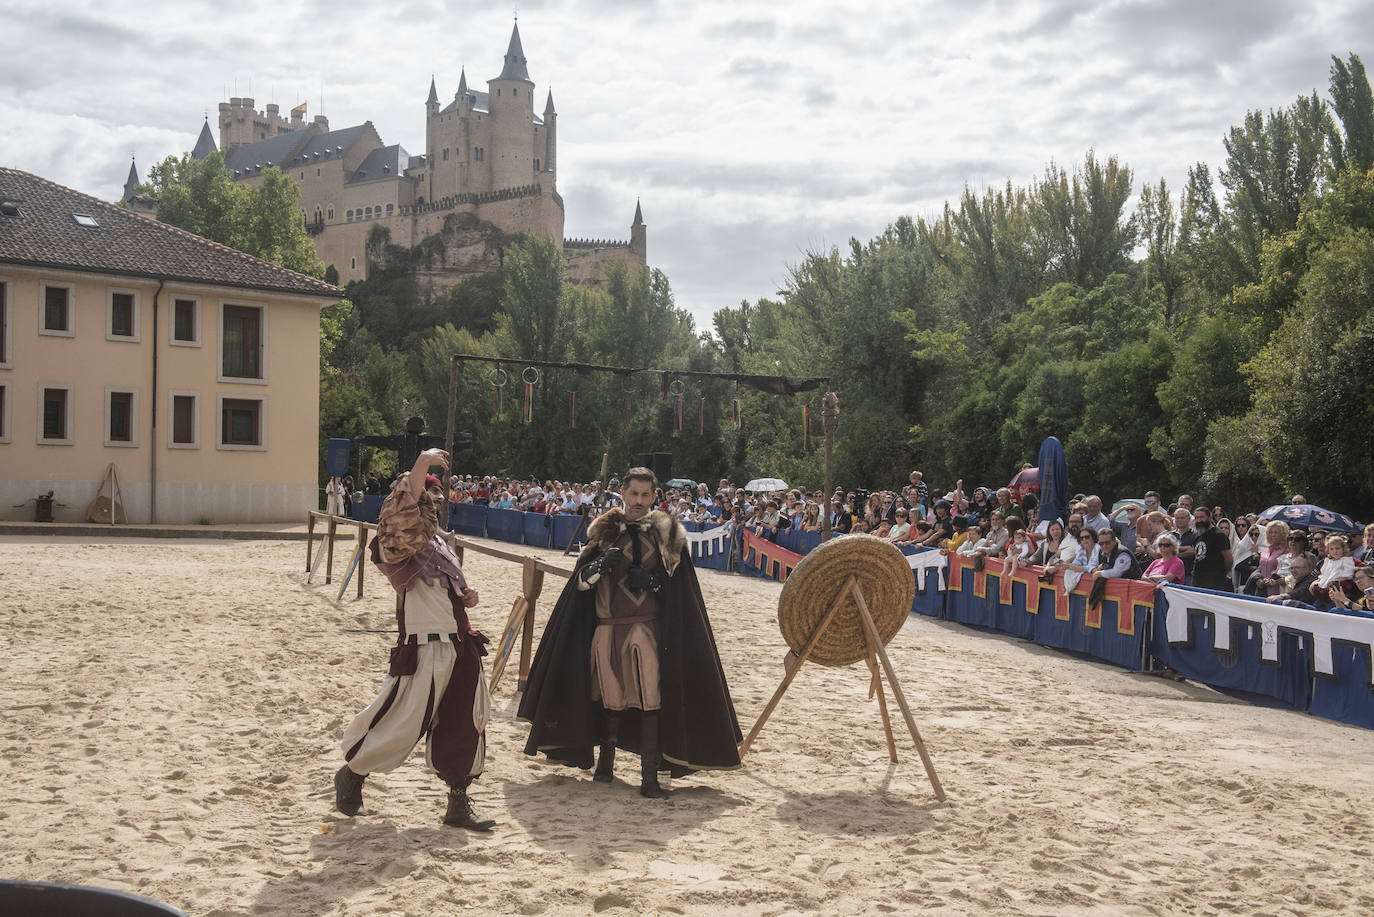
left=517, top=547, right=743, bottom=773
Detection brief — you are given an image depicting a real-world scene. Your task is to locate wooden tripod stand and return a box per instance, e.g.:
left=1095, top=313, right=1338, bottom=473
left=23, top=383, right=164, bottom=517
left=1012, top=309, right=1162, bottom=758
left=739, top=575, right=945, bottom=801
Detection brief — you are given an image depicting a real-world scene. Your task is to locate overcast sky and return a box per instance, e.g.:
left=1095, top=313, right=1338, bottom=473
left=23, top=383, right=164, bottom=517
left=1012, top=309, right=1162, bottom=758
left=3, top=1, right=1371, bottom=329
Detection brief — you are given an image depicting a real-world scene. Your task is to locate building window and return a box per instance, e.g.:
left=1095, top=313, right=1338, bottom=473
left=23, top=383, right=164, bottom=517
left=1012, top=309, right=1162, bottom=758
left=327, top=205, right=334, bottom=220
left=221, top=303, right=264, bottom=381
left=104, top=387, right=138, bottom=446
left=39, top=385, right=73, bottom=444
left=351, top=257, right=356, bottom=270
left=535, top=158, right=541, bottom=171
left=107, top=289, right=138, bottom=340
left=317, top=168, right=321, bottom=177
left=0, top=382, right=9, bottom=443
left=169, top=391, right=198, bottom=448
left=219, top=395, right=265, bottom=449
left=475, top=147, right=484, bottom=162
left=300, top=172, right=305, bottom=180
left=443, top=148, right=449, bottom=161
left=0, top=279, right=9, bottom=368
left=365, top=206, right=372, bottom=218
left=386, top=204, right=393, bottom=215
left=40, top=283, right=74, bottom=336
left=171, top=297, right=199, bottom=346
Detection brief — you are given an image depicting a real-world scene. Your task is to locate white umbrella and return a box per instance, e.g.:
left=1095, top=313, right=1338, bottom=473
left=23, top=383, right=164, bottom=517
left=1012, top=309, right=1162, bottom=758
left=744, top=478, right=788, bottom=493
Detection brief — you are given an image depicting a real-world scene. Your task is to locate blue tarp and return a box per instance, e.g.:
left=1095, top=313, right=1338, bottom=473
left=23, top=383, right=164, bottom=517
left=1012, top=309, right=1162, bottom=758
left=1032, top=586, right=1148, bottom=670
left=1309, top=639, right=1374, bottom=729
left=550, top=513, right=585, bottom=550
left=522, top=512, right=552, bottom=548
left=449, top=504, right=487, bottom=537
left=485, top=508, right=525, bottom=544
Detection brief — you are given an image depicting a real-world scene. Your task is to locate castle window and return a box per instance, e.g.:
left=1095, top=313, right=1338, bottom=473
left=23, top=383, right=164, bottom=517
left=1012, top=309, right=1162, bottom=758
left=513, top=88, right=517, bottom=96
left=317, top=168, right=321, bottom=176
left=535, top=159, right=541, bottom=171
left=496, top=89, right=501, bottom=96
left=386, top=204, right=393, bottom=215
left=351, top=257, right=356, bottom=270
left=346, top=210, right=353, bottom=221
left=327, top=205, right=334, bottom=220
left=365, top=207, right=372, bottom=218
left=442, top=148, right=449, bottom=161
left=474, top=147, right=484, bottom=162
left=300, top=172, right=305, bottom=180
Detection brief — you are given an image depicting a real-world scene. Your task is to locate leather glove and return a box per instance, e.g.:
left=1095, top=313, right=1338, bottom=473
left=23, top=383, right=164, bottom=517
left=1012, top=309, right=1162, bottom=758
left=580, top=546, right=624, bottom=583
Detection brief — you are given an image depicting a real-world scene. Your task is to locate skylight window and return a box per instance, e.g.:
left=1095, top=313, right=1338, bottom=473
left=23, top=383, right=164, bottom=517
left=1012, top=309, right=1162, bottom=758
left=0, top=200, right=20, bottom=217
left=72, top=213, right=99, bottom=227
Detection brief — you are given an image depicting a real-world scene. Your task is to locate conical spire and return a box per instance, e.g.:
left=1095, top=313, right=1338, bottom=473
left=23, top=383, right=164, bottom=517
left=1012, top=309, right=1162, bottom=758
left=427, top=76, right=438, bottom=104
left=191, top=118, right=217, bottom=160
left=544, top=90, right=556, bottom=115
left=633, top=199, right=644, bottom=226
left=458, top=68, right=468, bottom=96
left=497, top=22, right=530, bottom=80
left=123, top=157, right=140, bottom=202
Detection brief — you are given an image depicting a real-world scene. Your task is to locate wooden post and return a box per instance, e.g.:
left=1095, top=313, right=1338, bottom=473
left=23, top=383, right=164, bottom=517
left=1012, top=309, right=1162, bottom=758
left=739, top=575, right=855, bottom=758
left=325, top=516, right=337, bottom=585
left=306, top=512, right=316, bottom=572
left=442, top=355, right=458, bottom=531
left=518, top=556, right=546, bottom=691
left=356, top=523, right=368, bottom=599
left=849, top=579, right=945, bottom=800
left=562, top=506, right=589, bottom=556
left=821, top=391, right=839, bottom=542
left=864, top=645, right=898, bottom=763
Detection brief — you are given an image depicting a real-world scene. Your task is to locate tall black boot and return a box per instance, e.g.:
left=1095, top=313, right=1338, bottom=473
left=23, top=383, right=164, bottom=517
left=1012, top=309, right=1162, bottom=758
left=334, top=764, right=367, bottom=817
left=639, top=711, right=669, bottom=799
left=443, top=783, right=496, bottom=831
left=594, top=710, right=619, bottom=783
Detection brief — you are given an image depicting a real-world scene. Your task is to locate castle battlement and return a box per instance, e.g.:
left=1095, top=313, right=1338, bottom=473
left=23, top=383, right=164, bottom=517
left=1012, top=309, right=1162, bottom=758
left=564, top=238, right=630, bottom=249
left=400, top=183, right=555, bottom=216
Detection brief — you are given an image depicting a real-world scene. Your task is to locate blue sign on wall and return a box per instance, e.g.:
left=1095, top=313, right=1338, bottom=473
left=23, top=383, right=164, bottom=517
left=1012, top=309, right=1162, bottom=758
left=326, top=438, right=351, bottom=478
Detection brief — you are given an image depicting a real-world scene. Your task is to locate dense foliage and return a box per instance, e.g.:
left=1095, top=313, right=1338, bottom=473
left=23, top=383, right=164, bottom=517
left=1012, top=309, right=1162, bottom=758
left=142, top=55, right=1374, bottom=517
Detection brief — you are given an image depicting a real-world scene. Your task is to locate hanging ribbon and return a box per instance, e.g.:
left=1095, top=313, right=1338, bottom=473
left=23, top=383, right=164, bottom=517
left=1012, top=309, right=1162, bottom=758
left=521, top=367, right=538, bottom=425
left=490, top=368, right=508, bottom=420
left=569, top=391, right=577, bottom=429
left=669, top=379, right=685, bottom=432
left=676, top=394, right=683, bottom=431
left=731, top=398, right=741, bottom=428
left=699, top=397, right=705, bottom=435
left=803, top=403, right=810, bottom=450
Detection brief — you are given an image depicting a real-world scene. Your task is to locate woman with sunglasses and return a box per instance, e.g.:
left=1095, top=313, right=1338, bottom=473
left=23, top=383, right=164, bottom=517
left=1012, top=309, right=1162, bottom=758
left=1243, top=520, right=1289, bottom=596
left=1060, top=527, right=1101, bottom=592
left=1143, top=534, right=1186, bottom=585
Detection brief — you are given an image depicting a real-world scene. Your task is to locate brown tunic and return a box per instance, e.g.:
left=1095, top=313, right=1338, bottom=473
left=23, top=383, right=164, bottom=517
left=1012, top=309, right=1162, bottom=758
left=589, top=525, right=663, bottom=711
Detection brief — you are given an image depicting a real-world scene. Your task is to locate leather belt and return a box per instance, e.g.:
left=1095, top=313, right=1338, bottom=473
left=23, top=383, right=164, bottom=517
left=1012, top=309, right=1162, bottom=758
left=596, top=614, right=657, bottom=626
left=404, top=632, right=459, bottom=644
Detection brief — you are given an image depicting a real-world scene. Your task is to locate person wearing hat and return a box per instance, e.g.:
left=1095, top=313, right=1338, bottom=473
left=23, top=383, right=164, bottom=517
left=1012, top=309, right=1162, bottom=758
left=333, top=448, right=496, bottom=831
left=519, top=466, right=742, bottom=798
left=920, top=499, right=956, bottom=547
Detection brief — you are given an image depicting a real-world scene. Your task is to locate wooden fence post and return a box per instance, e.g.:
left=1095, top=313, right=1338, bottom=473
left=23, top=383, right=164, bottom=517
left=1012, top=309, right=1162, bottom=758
left=519, top=557, right=546, bottom=691
left=326, top=516, right=337, bottom=585
left=306, top=512, right=316, bottom=572
left=356, top=523, right=368, bottom=599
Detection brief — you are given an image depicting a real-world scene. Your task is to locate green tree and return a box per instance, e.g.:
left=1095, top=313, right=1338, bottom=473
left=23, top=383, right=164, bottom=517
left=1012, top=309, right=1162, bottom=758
left=1328, top=53, right=1374, bottom=174
left=141, top=151, right=321, bottom=277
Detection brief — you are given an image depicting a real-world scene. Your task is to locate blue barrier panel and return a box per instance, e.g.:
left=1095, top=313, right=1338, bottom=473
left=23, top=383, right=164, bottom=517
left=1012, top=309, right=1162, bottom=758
left=774, top=529, right=802, bottom=555
left=993, top=573, right=1037, bottom=639
left=1150, top=597, right=1311, bottom=710
left=550, top=513, right=585, bottom=550
left=1309, top=638, right=1374, bottom=728
left=450, top=504, right=487, bottom=537
left=1031, top=577, right=1150, bottom=670
left=795, top=530, right=823, bottom=555
left=946, top=564, right=998, bottom=629
left=522, top=512, right=552, bottom=548
left=900, top=546, right=946, bottom=618
left=688, top=523, right=733, bottom=572
left=486, top=508, right=524, bottom=544
left=354, top=495, right=383, bottom=525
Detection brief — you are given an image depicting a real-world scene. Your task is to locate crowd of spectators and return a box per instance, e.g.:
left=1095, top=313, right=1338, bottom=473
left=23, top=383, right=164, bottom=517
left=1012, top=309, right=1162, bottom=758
left=424, top=469, right=1374, bottom=616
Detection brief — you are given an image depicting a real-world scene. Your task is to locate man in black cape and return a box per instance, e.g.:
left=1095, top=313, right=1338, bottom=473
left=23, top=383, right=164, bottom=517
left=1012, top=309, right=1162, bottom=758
left=518, top=466, right=742, bottom=797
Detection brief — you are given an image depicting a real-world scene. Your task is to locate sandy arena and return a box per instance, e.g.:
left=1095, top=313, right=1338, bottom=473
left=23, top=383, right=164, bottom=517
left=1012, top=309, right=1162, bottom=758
left=3, top=536, right=1374, bottom=915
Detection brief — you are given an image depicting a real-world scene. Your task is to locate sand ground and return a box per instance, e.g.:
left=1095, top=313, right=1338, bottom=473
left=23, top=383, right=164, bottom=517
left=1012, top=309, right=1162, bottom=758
left=2, top=536, right=1373, bottom=915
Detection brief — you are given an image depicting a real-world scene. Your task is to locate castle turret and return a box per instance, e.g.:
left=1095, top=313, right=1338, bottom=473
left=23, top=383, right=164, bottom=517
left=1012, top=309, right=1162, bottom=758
left=425, top=76, right=440, bottom=201
left=542, top=90, right=557, bottom=182
left=630, top=200, right=647, bottom=261
left=487, top=22, right=536, bottom=190
left=191, top=118, right=217, bottom=160
left=122, top=157, right=140, bottom=202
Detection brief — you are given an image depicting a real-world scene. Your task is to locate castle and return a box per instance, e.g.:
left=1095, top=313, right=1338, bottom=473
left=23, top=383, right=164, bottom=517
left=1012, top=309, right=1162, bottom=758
left=145, top=24, right=646, bottom=291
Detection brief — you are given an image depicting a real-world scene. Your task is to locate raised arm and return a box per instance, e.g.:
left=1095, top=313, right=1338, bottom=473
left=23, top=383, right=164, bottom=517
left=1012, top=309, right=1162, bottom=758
left=408, top=448, right=449, bottom=502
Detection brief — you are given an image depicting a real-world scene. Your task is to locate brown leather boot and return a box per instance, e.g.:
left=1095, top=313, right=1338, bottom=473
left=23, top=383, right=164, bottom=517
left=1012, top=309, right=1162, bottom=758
left=639, top=711, right=669, bottom=799
left=443, top=787, right=496, bottom=831
left=334, top=764, right=367, bottom=817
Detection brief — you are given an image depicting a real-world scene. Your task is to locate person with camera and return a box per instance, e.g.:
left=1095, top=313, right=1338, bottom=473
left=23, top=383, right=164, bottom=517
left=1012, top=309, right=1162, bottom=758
left=519, top=466, right=742, bottom=798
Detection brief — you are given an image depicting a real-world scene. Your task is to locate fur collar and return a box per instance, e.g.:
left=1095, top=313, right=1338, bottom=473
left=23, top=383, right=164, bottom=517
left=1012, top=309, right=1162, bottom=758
left=583, top=508, right=687, bottom=576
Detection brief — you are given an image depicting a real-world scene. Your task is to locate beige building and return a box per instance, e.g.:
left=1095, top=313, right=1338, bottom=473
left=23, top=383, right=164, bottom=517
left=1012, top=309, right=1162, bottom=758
left=191, top=23, right=646, bottom=291
left=0, top=168, right=340, bottom=524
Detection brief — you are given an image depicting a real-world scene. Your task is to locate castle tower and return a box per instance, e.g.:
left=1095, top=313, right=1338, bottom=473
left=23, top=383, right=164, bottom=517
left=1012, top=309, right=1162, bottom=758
left=486, top=23, right=536, bottom=190
left=425, top=76, right=439, bottom=201
left=122, top=157, right=140, bottom=202
left=630, top=200, right=647, bottom=261
left=542, top=90, right=557, bottom=181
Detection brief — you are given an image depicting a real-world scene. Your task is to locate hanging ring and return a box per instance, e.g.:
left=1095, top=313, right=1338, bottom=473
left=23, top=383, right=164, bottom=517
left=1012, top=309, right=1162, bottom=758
left=669, top=378, right=686, bottom=396
left=522, top=366, right=540, bottom=385
left=489, top=367, right=508, bottom=387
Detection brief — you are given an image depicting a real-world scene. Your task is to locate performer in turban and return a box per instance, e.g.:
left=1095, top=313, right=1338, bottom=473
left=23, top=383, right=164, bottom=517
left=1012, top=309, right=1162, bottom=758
left=519, top=466, right=742, bottom=797
left=333, top=448, right=495, bottom=830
